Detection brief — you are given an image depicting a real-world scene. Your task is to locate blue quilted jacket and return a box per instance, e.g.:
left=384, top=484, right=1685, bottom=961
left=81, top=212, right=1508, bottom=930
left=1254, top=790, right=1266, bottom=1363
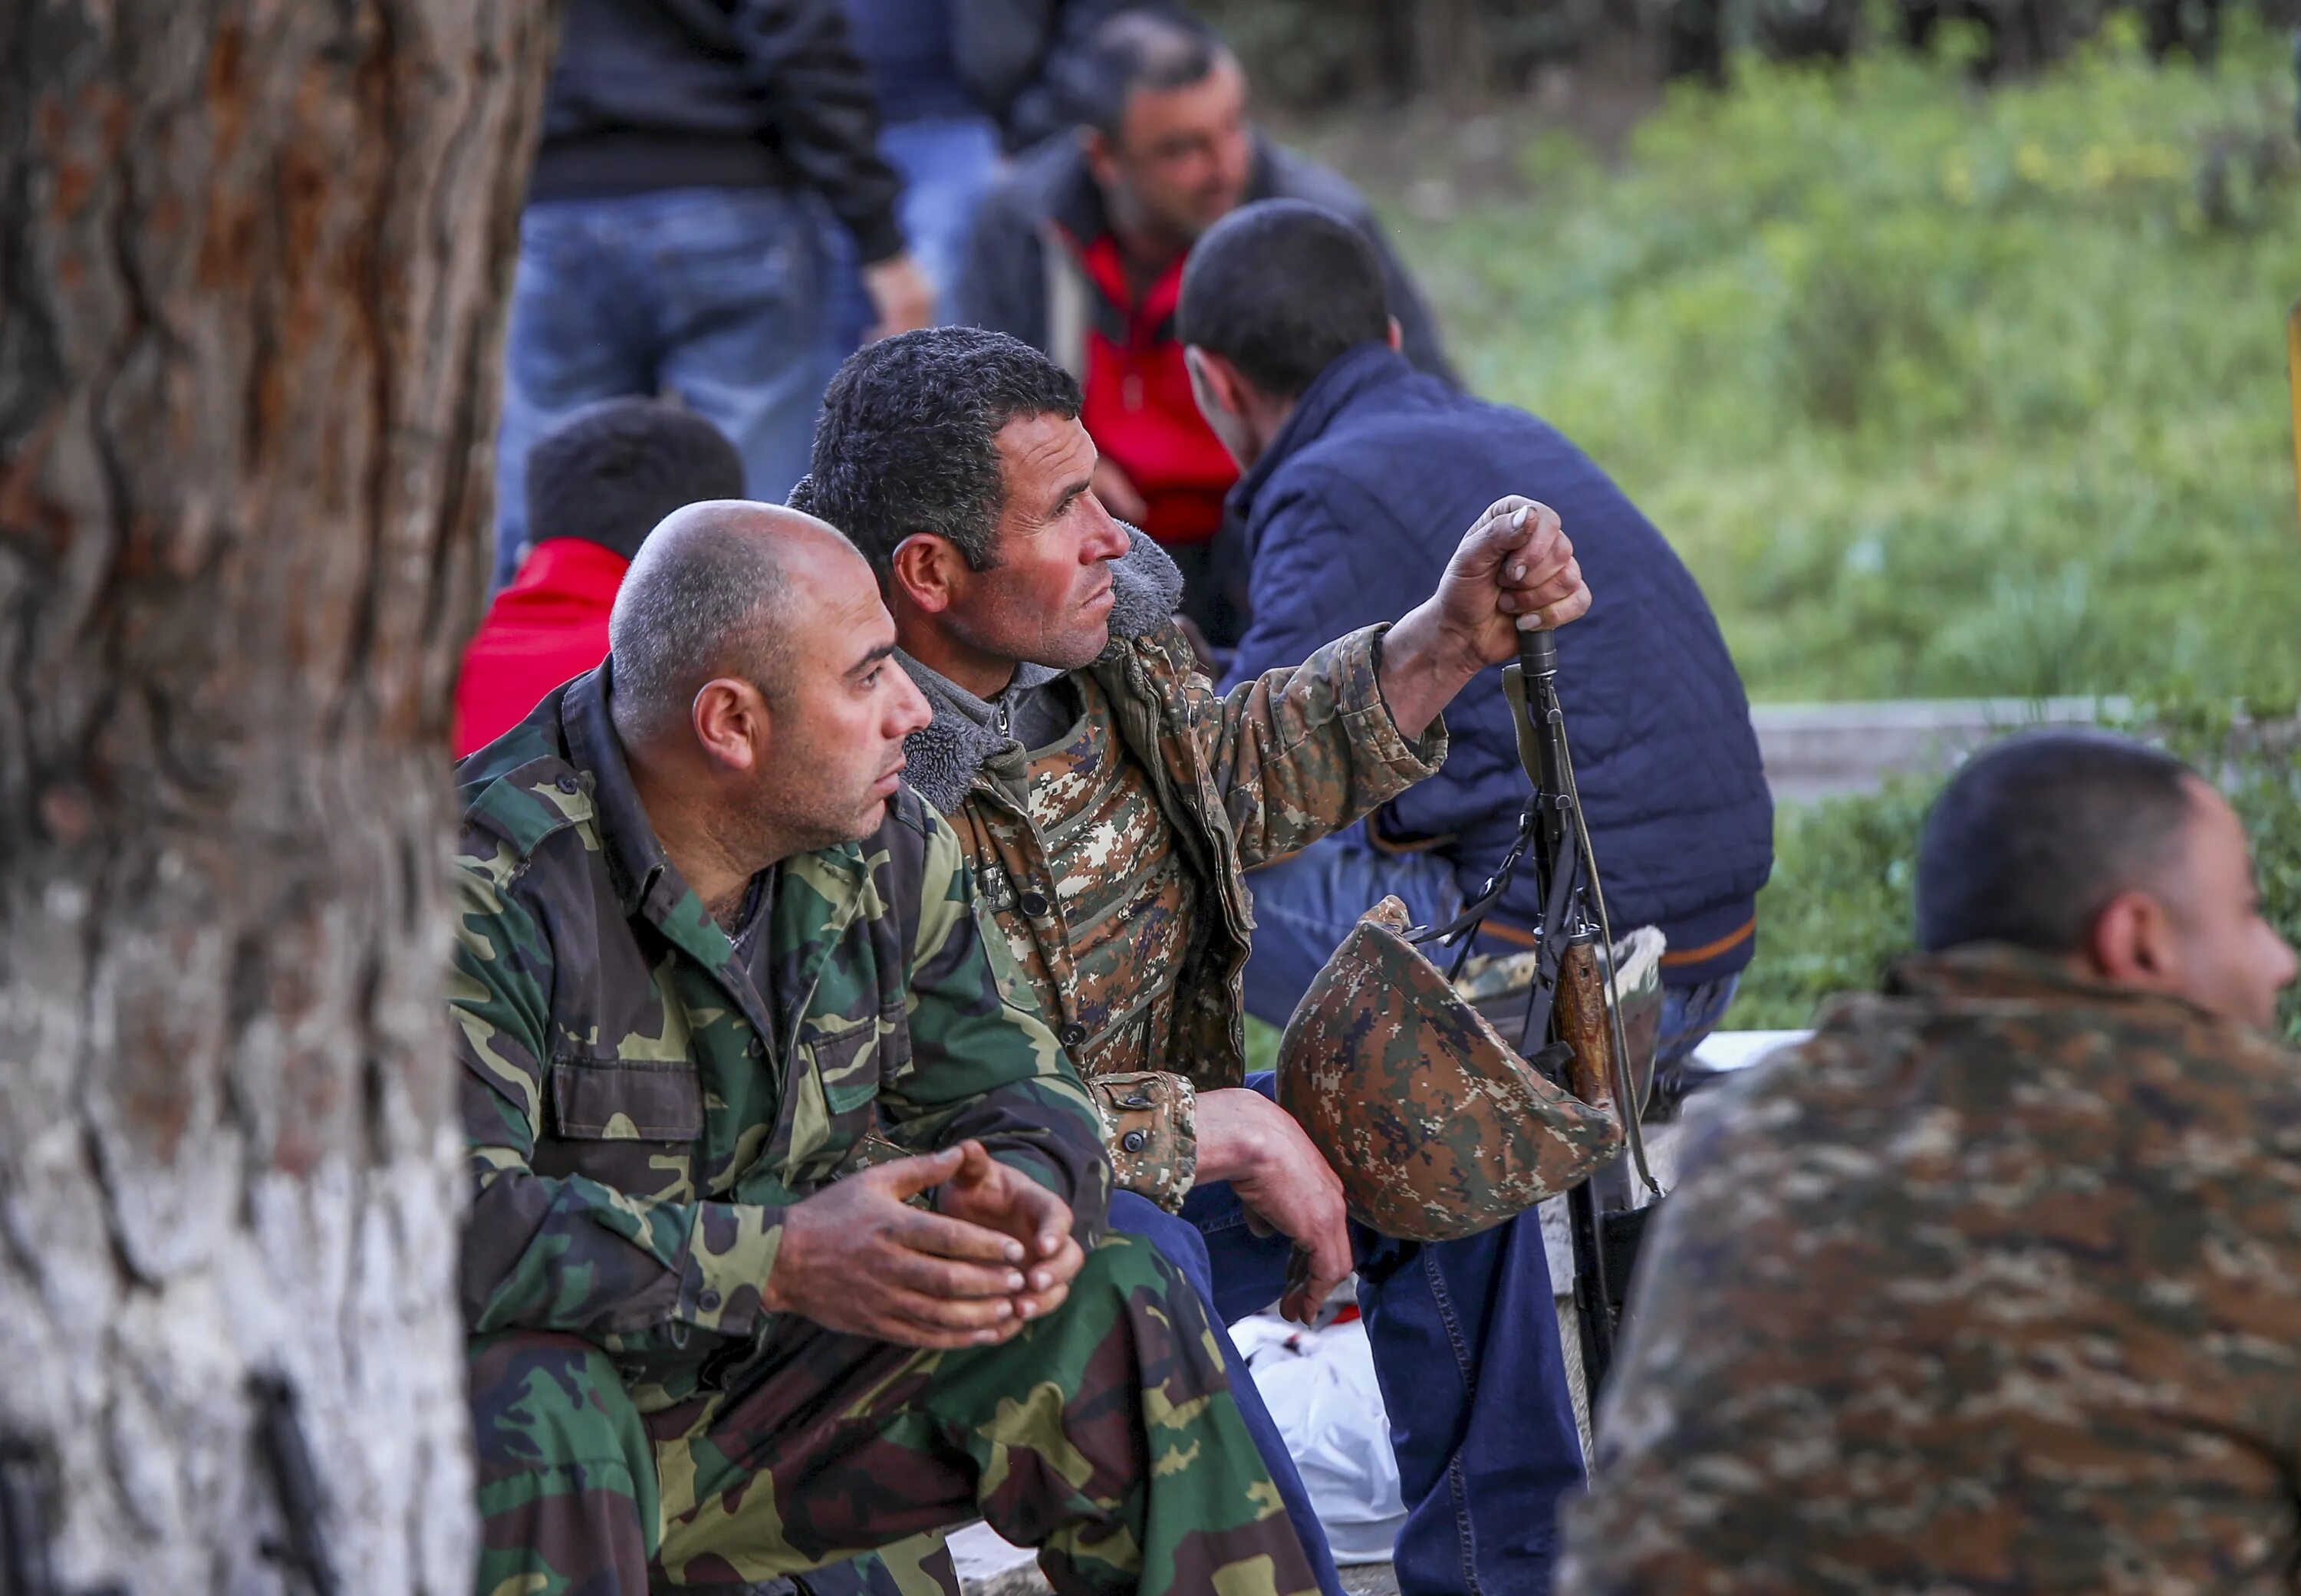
left=1219, top=344, right=1774, bottom=985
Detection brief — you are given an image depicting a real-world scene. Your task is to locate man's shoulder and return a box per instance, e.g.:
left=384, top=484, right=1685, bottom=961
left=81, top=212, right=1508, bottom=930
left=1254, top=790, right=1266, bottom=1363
left=1259, top=140, right=1380, bottom=226
left=453, top=700, right=594, bottom=887
left=976, top=133, right=1096, bottom=235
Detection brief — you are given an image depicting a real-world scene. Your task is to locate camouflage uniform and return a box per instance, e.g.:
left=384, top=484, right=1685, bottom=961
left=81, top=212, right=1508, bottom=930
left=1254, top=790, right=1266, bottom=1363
left=899, top=533, right=1596, bottom=1596
left=899, top=536, right=1447, bottom=1208
left=451, top=665, right=1318, bottom=1596
left=1558, top=945, right=2301, bottom=1595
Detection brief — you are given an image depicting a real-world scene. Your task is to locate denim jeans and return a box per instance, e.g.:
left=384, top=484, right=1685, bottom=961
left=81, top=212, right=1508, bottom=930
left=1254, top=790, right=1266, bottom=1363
left=1654, top=972, right=1742, bottom=1070
left=1112, top=1076, right=1587, bottom=1596
left=490, top=186, right=837, bottom=588
left=1240, top=831, right=1466, bottom=1030
left=823, top=114, right=1004, bottom=356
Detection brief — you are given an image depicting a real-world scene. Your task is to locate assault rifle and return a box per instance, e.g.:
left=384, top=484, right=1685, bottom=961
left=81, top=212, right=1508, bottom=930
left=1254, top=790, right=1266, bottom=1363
left=1410, top=620, right=1663, bottom=1400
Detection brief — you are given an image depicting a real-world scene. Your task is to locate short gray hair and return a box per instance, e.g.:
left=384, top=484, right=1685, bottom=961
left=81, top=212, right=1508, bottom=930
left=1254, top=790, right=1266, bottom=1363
left=607, top=503, right=794, bottom=741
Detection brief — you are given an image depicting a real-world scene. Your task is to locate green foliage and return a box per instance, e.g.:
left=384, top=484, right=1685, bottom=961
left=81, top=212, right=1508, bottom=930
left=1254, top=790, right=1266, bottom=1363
left=1732, top=714, right=2301, bottom=1041
left=1392, top=18, right=2301, bottom=701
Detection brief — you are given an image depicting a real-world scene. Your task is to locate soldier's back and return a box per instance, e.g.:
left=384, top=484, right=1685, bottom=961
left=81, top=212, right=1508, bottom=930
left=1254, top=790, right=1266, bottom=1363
left=1559, top=945, right=2301, bottom=1595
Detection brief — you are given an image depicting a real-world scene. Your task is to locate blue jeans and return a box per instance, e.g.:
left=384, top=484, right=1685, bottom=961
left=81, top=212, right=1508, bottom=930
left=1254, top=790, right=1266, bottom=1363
left=1654, top=972, right=1742, bottom=1070
left=1112, top=1076, right=1586, bottom=1596
left=490, top=186, right=837, bottom=588
left=1241, top=832, right=1465, bottom=1030
left=824, top=114, right=1004, bottom=355
left=1243, top=835, right=1746, bottom=1067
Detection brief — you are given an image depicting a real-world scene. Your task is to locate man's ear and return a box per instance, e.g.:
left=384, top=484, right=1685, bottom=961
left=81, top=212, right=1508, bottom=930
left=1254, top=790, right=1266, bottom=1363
left=1185, top=344, right=1249, bottom=421
left=2088, top=889, right=2178, bottom=989
left=889, top=533, right=963, bottom=617
left=1386, top=315, right=1403, bottom=353
left=690, top=678, right=769, bottom=774
left=1081, top=127, right=1121, bottom=191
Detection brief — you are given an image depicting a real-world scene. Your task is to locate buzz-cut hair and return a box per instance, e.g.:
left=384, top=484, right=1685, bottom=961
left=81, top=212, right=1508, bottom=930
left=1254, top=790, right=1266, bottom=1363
left=1177, top=199, right=1390, bottom=400
left=1914, top=729, right=2201, bottom=956
left=606, top=504, right=793, bottom=740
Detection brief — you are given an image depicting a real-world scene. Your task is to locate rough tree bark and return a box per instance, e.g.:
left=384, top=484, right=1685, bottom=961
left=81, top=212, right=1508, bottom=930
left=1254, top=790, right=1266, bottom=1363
left=0, top=2, right=555, bottom=1590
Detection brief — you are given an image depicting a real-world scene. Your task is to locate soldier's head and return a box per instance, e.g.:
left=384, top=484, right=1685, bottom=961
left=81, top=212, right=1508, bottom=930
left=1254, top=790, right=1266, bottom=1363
left=606, top=501, right=931, bottom=864
left=1076, top=10, right=1254, bottom=252
left=801, top=327, right=1131, bottom=695
left=1916, top=729, right=2296, bottom=1028
left=518, top=398, right=744, bottom=571
left=1178, top=199, right=1401, bottom=472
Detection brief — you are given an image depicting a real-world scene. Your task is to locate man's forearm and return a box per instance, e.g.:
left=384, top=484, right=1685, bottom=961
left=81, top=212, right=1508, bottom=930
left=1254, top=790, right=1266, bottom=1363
left=1376, top=601, right=1488, bottom=742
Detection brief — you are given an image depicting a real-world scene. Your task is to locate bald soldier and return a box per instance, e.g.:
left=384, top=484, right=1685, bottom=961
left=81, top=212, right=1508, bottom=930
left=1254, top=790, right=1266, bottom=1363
left=449, top=502, right=1317, bottom=1595
left=1559, top=729, right=2301, bottom=1595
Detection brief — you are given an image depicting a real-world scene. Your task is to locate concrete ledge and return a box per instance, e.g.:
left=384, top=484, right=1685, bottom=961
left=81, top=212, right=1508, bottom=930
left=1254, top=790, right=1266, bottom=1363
left=1753, top=697, right=2128, bottom=801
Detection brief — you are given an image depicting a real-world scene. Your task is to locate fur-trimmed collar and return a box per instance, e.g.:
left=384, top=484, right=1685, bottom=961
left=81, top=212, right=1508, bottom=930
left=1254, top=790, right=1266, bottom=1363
left=900, top=528, right=1184, bottom=814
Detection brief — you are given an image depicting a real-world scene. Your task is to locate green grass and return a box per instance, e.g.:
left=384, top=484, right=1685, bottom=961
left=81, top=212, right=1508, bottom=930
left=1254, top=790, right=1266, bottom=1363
left=1237, top=31, right=2301, bottom=1049
left=1391, top=18, right=2301, bottom=703
left=1731, top=712, right=2301, bottom=1041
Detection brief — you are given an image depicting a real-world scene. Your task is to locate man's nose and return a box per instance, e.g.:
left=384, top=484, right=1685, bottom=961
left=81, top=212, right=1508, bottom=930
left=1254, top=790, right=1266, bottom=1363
left=887, top=666, right=933, bottom=739
left=1082, top=498, right=1132, bottom=558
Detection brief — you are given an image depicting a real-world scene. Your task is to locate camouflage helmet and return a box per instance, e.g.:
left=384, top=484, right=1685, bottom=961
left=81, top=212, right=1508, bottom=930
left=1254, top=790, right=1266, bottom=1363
left=1277, top=897, right=1625, bottom=1243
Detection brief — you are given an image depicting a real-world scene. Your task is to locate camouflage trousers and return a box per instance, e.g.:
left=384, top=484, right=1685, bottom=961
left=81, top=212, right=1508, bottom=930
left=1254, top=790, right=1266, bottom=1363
left=469, top=1233, right=1318, bottom=1596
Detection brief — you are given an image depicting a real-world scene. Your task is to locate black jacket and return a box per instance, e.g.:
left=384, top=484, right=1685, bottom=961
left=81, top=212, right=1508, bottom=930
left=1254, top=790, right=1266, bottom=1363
left=953, top=131, right=1456, bottom=386
left=532, top=0, right=904, bottom=262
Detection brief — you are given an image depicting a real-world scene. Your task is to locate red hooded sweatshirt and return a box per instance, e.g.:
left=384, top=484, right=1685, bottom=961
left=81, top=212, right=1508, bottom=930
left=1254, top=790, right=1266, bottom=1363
left=453, top=538, right=630, bottom=759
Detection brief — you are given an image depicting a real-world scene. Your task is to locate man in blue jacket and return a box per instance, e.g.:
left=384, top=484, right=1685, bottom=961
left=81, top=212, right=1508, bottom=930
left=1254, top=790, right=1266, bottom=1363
left=1180, top=199, right=1773, bottom=1079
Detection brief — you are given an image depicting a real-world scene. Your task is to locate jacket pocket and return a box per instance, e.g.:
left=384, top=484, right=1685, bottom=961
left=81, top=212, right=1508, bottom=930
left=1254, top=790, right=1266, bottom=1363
left=549, top=1057, right=706, bottom=1141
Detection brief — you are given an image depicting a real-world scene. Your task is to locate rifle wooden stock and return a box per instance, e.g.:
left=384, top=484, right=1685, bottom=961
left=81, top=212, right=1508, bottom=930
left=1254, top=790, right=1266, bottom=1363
left=1554, top=940, right=1618, bottom=1115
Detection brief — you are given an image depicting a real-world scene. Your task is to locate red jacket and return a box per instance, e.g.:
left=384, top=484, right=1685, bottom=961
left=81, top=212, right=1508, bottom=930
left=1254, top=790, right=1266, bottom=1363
left=1072, top=233, right=1237, bottom=548
left=453, top=538, right=629, bottom=759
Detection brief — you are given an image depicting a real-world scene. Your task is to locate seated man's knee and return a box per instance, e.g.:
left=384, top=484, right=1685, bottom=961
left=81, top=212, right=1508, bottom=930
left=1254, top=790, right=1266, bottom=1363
left=1107, top=1190, right=1219, bottom=1301
left=467, top=1328, right=646, bottom=1473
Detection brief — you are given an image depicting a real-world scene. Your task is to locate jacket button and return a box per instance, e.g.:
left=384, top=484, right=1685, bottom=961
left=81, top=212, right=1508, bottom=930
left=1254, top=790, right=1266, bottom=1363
left=1019, top=891, right=1050, bottom=919
left=1121, top=1130, right=1148, bottom=1153
left=1058, top=1022, right=1086, bottom=1048
left=696, top=1288, right=723, bottom=1314
left=555, top=774, right=581, bottom=795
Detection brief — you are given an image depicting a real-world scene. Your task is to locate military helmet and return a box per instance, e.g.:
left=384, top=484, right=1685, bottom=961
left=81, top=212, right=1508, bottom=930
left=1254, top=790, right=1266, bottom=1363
left=1277, top=897, right=1626, bottom=1243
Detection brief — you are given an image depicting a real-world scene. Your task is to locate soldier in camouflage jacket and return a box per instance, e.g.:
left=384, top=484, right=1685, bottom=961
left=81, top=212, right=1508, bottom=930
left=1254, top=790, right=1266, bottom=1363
left=452, top=505, right=1317, bottom=1596
left=1560, top=730, right=2301, bottom=1595
left=799, top=327, right=1604, bottom=1596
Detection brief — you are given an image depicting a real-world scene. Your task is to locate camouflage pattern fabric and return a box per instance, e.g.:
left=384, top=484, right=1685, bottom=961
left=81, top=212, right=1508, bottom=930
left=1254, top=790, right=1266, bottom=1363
left=450, top=670, right=1310, bottom=1592
left=930, top=619, right=1444, bottom=1207
left=1279, top=897, right=1622, bottom=1242
left=1557, top=944, right=2301, bottom=1595
left=470, top=1232, right=1319, bottom=1596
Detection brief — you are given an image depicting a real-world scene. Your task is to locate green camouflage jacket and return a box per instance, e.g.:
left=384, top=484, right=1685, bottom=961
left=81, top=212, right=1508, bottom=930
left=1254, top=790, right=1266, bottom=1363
left=450, top=665, right=1110, bottom=1410
left=901, top=532, right=1445, bottom=1207
left=1560, top=945, right=2301, bottom=1594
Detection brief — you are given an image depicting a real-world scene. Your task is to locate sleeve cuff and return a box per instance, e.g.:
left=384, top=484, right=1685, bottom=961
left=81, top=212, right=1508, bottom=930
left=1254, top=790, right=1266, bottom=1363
left=848, top=209, right=906, bottom=267
left=1093, top=1071, right=1200, bottom=1212
left=678, top=1201, right=785, bottom=1340
left=1351, top=624, right=1450, bottom=784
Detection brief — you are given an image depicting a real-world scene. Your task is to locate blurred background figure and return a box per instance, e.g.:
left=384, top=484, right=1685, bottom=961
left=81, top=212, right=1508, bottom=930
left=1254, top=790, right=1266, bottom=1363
left=456, top=400, right=743, bottom=758
left=954, top=8, right=1454, bottom=644
left=490, top=0, right=933, bottom=591
left=819, top=0, right=1141, bottom=358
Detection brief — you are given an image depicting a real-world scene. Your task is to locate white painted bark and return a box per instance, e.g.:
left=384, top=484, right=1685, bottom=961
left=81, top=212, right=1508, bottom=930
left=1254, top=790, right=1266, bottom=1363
left=0, top=2, right=555, bottom=1589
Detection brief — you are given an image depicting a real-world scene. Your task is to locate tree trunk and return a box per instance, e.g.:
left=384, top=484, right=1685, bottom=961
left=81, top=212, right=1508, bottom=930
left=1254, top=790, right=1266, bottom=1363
left=0, top=2, right=554, bottom=1590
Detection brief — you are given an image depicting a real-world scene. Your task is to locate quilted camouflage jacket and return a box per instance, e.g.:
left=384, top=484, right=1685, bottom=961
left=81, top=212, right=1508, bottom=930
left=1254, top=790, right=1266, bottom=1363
left=900, top=532, right=1445, bottom=1208
left=449, top=663, right=1108, bottom=1410
left=1562, top=946, right=2301, bottom=1592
